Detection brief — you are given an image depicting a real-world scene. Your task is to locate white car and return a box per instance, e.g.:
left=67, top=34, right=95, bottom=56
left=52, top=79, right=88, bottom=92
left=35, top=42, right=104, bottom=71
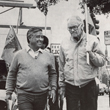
left=0, top=90, right=17, bottom=110
left=104, top=86, right=110, bottom=94
left=98, top=83, right=108, bottom=95
left=95, top=78, right=106, bottom=95
left=0, top=60, right=17, bottom=110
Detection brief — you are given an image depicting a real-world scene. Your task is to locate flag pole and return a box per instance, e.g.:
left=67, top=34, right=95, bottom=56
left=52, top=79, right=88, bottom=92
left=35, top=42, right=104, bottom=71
left=16, top=8, right=20, bottom=34
left=16, top=8, right=22, bottom=34
left=45, top=15, right=47, bottom=35
left=84, top=2, right=90, bottom=64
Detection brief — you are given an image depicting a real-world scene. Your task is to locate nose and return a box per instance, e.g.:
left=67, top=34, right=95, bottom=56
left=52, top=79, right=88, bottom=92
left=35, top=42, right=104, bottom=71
left=39, top=36, right=44, bottom=41
left=71, top=28, right=75, bottom=32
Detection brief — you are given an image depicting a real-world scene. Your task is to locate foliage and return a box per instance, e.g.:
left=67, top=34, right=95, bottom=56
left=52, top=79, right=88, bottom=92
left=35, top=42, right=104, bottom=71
left=35, top=0, right=60, bottom=16
left=79, top=0, right=110, bottom=15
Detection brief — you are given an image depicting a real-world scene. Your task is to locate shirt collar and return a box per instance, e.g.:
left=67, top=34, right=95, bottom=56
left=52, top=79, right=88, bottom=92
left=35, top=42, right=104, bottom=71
left=26, top=46, right=43, bottom=53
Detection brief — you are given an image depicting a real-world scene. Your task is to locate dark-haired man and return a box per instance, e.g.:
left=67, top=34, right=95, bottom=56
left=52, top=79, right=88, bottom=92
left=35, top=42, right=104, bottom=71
left=6, top=27, right=57, bottom=110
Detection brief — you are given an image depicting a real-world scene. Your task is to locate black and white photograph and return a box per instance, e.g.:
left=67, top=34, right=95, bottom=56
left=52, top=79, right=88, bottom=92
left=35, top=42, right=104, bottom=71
left=0, top=0, right=110, bottom=110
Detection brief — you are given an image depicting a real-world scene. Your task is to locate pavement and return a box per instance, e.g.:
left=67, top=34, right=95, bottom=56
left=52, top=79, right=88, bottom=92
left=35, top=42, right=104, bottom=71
left=63, top=94, right=110, bottom=110
left=98, top=94, right=110, bottom=110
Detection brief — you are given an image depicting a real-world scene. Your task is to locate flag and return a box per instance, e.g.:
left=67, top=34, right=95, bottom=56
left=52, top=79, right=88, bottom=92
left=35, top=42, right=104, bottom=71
left=83, top=11, right=96, bottom=36
left=1, top=26, right=22, bottom=65
left=87, top=11, right=97, bottom=35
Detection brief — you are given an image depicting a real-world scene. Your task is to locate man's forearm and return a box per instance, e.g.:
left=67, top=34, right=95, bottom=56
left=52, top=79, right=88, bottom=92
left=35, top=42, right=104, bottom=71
left=88, top=51, right=105, bottom=67
left=49, top=73, right=57, bottom=91
left=6, top=70, right=17, bottom=95
left=6, top=78, right=16, bottom=94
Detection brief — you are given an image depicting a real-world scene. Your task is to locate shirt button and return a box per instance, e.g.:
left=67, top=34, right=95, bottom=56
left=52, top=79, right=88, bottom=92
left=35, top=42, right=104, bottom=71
left=35, top=56, right=38, bottom=59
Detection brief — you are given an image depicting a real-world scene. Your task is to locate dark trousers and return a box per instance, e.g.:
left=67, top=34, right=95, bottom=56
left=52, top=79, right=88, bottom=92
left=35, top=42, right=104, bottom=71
left=17, top=93, right=47, bottom=110
left=49, top=90, right=60, bottom=110
left=66, top=80, right=97, bottom=110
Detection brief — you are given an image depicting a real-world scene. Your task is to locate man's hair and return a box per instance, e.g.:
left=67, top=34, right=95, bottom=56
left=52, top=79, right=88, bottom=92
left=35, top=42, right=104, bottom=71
left=43, top=36, right=49, bottom=48
left=67, top=15, right=83, bottom=26
left=27, top=27, right=42, bottom=43
left=46, top=47, right=51, bottom=52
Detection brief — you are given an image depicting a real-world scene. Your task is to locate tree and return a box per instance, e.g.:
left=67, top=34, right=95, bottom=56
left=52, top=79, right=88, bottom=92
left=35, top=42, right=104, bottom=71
left=79, top=0, right=110, bottom=15
left=35, top=0, right=60, bottom=16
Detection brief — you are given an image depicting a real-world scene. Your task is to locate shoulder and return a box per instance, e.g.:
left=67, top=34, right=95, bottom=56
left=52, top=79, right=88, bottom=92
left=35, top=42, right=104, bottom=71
left=60, top=36, right=71, bottom=49
left=14, top=49, right=26, bottom=57
left=61, top=36, right=71, bottom=45
left=42, top=50, right=55, bottom=62
left=88, top=34, right=99, bottom=42
left=86, top=34, right=100, bottom=45
left=16, top=49, right=25, bottom=54
left=43, top=50, right=54, bottom=57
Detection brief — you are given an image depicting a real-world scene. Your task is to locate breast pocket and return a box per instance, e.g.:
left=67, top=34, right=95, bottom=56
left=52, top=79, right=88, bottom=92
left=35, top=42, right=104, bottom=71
left=65, top=58, right=74, bottom=70
left=78, top=47, right=86, bottom=60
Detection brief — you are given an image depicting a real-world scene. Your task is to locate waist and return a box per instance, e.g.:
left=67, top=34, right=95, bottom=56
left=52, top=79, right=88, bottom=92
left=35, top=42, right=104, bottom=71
left=64, top=68, right=97, bottom=85
left=17, top=88, right=48, bottom=95
left=66, top=79, right=95, bottom=88
left=65, top=78, right=95, bottom=88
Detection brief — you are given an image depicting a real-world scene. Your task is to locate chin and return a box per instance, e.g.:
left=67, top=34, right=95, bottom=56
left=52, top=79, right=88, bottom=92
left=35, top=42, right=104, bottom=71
left=72, top=35, right=77, bottom=38
left=35, top=44, right=41, bottom=48
left=71, top=33, right=77, bottom=36
left=74, top=36, right=78, bottom=38
left=37, top=45, right=42, bottom=48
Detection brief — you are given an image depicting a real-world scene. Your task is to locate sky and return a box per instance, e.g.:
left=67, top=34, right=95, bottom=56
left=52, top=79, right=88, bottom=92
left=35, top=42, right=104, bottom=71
left=0, top=0, right=110, bottom=57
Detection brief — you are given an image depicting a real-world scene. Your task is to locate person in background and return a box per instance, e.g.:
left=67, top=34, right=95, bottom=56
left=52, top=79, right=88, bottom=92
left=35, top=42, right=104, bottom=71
left=59, top=15, right=105, bottom=110
left=42, top=36, right=60, bottom=110
left=45, top=47, right=51, bottom=53
left=47, top=47, right=60, bottom=110
left=42, top=35, right=49, bottom=50
left=6, top=27, right=57, bottom=110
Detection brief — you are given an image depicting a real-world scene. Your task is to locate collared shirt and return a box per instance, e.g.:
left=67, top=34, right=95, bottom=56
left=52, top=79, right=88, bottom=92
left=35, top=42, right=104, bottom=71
left=26, top=46, right=43, bottom=59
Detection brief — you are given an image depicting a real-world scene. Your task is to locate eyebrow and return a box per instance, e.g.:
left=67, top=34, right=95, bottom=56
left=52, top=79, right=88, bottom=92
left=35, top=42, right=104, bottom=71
left=68, top=25, right=79, bottom=28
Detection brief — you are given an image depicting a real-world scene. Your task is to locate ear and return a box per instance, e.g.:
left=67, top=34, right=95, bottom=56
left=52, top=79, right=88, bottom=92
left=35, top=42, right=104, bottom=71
left=67, top=27, right=69, bottom=31
left=28, top=36, right=32, bottom=42
left=80, top=24, right=84, bottom=31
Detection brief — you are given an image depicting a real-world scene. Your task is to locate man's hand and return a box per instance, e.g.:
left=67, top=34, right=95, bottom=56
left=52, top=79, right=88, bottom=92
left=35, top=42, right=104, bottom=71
left=50, top=90, right=56, bottom=103
left=59, top=87, right=65, bottom=101
left=6, top=93, right=12, bottom=100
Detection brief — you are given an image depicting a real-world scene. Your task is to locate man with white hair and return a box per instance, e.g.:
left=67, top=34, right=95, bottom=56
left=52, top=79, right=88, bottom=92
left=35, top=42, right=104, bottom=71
left=59, top=15, right=105, bottom=110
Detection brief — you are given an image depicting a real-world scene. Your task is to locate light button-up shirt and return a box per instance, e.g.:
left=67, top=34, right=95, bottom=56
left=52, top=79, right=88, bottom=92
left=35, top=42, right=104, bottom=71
left=26, top=46, right=43, bottom=59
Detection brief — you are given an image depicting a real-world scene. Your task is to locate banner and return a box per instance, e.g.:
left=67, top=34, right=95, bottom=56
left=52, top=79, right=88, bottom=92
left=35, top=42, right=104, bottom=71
left=1, top=26, right=22, bottom=65
left=104, top=31, right=110, bottom=45
left=50, top=43, right=60, bottom=56
left=84, top=11, right=96, bottom=36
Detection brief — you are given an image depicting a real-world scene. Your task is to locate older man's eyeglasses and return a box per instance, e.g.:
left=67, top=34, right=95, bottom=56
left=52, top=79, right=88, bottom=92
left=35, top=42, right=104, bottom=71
left=68, top=24, right=80, bottom=30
